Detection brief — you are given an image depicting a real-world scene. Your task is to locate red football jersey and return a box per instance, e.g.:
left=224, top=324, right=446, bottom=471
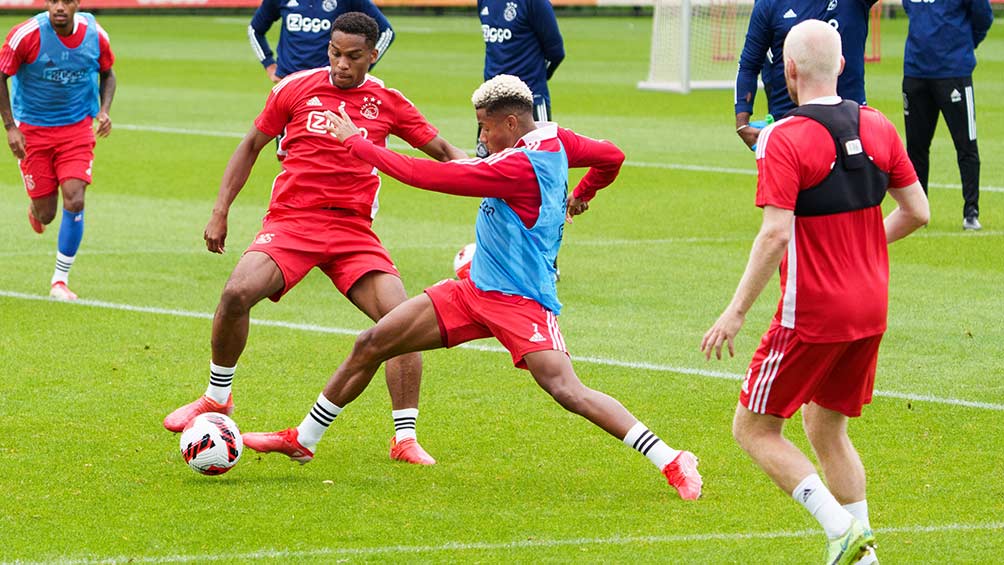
left=755, top=101, right=918, bottom=343
left=254, top=70, right=439, bottom=218
left=0, top=15, right=114, bottom=77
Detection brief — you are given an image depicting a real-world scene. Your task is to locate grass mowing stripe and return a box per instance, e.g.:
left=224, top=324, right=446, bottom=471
left=3, top=289, right=1001, bottom=412
left=114, top=123, right=1004, bottom=193
left=11, top=521, right=1004, bottom=565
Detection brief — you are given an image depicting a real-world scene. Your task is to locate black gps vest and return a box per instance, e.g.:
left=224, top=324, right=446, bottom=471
left=783, top=101, right=890, bottom=217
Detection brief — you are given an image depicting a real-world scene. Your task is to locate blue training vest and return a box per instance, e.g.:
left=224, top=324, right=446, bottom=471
left=470, top=143, right=568, bottom=315
left=12, top=12, right=100, bottom=127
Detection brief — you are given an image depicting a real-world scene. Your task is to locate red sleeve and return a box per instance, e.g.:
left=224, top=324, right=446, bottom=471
left=557, top=127, right=624, bottom=202
left=96, top=24, right=114, bottom=72
left=253, top=86, right=290, bottom=138
left=345, top=134, right=543, bottom=224
left=861, top=107, right=918, bottom=190
left=754, top=122, right=803, bottom=210
left=0, top=23, right=39, bottom=77
left=387, top=88, right=438, bottom=148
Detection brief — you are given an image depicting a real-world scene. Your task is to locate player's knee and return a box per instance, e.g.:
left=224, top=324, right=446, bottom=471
left=543, top=379, right=587, bottom=412
left=351, top=327, right=393, bottom=364
left=218, top=283, right=257, bottom=317
left=36, top=207, right=57, bottom=225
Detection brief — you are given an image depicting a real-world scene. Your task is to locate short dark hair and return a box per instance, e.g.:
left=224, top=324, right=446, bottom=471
left=332, top=12, right=379, bottom=49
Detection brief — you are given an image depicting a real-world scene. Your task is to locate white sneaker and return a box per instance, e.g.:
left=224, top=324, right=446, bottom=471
left=49, top=281, right=78, bottom=301
left=963, top=216, right=982, bottom=230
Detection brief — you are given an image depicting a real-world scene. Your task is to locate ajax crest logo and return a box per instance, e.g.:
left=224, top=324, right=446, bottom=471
left=322, top=0, right=337, bottom=11
left=254, top=233, right=275, bottom=245
left=827, top=0, right=837, bottom=10
left=504, top=2, right=518, bottom=22
left=360, top=96, right=381, bottom=120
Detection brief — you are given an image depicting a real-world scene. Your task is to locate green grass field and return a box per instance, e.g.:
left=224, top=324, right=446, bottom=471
left=1, top=11, right=1002, bottom=564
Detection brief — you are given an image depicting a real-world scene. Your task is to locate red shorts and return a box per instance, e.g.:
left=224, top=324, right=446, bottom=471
left=18, top=118, right=95, bottom=199
left=740, top=323, right=882, bottom=418
left=245, top=209, right=399, bottom=302
left=424, top=277, right=568, bottom=369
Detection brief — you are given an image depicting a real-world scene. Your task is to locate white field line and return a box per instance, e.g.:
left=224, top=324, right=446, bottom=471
left=2, top=289, right=1002, bottom=412
left=8, top=521, right=1004, bottom=565
left=114, top=123, right=1004, bottom=193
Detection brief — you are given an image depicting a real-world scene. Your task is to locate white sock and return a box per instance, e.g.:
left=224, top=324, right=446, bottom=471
left=205, top=362, right=235, bottom=404
left=792, top=474, right=854, bottom=539
left=51, top=252, right=75, bottom=285
left=296, top=393, right=342, bottom=451
left=843, top=500, right=870, bottom=530
left=393, top=408, right=419, bottom=442
left=622, top=421, right=680, bottom=470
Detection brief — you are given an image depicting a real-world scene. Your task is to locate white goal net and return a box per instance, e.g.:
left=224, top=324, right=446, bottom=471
left=639, top=0, right=755, bottom=93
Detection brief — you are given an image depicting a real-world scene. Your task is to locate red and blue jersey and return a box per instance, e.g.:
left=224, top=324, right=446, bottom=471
left=735, top=0, right=875, bottom=117
left=0, top=12, right=113, bottom=127
left=341, top=123, right=624, bottom=315
left=479, top=0, right=564, bottom=109
left=248, top=0, right=393, bottom=78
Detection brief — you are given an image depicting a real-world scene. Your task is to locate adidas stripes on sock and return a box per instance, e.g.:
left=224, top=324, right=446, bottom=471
left=622, top=421, right=680, bottom=470
left=393, top=408, right=419, bottom=442
left=205, top=362, right=235, bottom=404
left=296, top=393, right=342, bottom=451
left=792, top=473, right=854, bottom=539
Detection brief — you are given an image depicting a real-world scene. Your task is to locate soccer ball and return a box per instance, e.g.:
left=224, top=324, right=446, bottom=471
left=179, top=413, right=243, bottom=475
left=453, top=242, right=476, bottom=280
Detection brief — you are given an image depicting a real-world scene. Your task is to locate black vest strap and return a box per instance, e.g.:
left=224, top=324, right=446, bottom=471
left=783, top=101, right=889, bottom=217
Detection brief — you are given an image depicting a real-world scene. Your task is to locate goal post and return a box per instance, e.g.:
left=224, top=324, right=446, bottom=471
left=639, top=0, right=754, bottom=93
left=638, top=0, right=882, bottom=94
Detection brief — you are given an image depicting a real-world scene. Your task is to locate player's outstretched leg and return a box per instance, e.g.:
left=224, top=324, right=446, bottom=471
left=523, top=350, right=702, bottom=499
left=245, top=294, right=443, bottom=463
left=164, top=252, right=283, bottom=432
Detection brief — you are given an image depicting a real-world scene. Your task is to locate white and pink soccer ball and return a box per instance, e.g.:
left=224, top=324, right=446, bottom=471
left=179, top=413, right=243, bottom=475
left=453, top=242, right=476, bottom=280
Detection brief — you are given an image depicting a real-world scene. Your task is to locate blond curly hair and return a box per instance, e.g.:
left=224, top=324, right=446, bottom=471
left=471, top=74, right=534, bottom=113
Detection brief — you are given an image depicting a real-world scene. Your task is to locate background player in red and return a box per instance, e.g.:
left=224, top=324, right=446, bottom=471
left=240, top=75, right=704, bottom=501
left=702, top=21, right=929, bottom=564
left=0, top=0, right=116, bottom=301
left=163, top=13, right=466, bottom=467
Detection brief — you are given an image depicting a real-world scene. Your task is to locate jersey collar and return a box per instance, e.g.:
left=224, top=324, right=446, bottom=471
left=516, top=122, right=558, bottom=147
left=803, top=95, right=842, bottom=106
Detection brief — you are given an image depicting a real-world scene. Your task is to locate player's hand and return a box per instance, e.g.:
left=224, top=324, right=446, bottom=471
left=323, top=107, right=360, bottom=142
left=737, top=125, right=761, bottom=151
left=700, top=309, right=745, bottom=360
left=565, top=195, right=589, bottom=223
left=204, top=211, right=228, bottom=254
left=266, top=63, right=280, bottom=84
left=6, top=125, right=25, bottom=160
left=95, top=112, right=112, bottom=138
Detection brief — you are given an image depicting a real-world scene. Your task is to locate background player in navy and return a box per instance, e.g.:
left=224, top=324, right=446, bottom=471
left=734, top=0, right=876, bottom=150
left=248, top=0, right=393, bottom=82
left=902, top=0, right=993, bottom=231
left=0, top=0, right=116, bottom=301
left=476, top=0, right=564, bottom=158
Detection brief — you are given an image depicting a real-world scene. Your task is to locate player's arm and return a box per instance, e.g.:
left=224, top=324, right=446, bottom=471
left=205, top=127, right=274, bottom=254
left=884, top=181, right=929, bottom=243
left=530, top=0, right=565, bottom=79
left=95, top=69, right=116, bottom=138
left=356, top=0, right=395, bottom=68
left=735, top=1, right=772, bottom=148
left=249, top=0, right=280, bottom=82
left=327, top=109, right=522, bottom=198
left=701, top=205, right=792, bottom=360
left=417, top=136, right=468, bottom=162
left=0, top=74, right=25, bottom=159
left=970, top=0, right=994, bottom=47
left=559, top=129, right=625, bottom=221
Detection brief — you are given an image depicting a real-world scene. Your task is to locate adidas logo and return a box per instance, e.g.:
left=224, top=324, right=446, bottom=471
left=480, top=6, right=489, bottom=15
left=287, top=0, right=298, bottom=6
left=800, top=488, right=813, bottom=503
left=528, top=323, right=546, bottom=343
left=783, top=8, right=797, bottom=18
left=306, top=96, right=323, bottom=107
